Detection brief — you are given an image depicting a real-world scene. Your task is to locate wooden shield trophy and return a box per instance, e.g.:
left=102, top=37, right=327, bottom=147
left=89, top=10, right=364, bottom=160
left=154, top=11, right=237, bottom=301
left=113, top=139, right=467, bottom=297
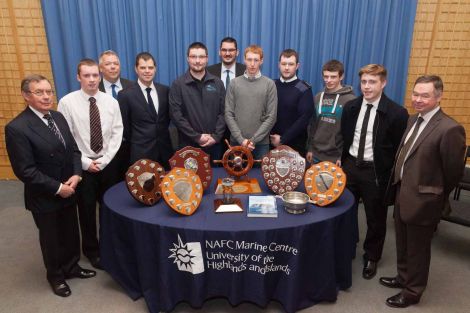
left=304, top=161, right=346, bottom=206
left=261, top=145, right=306, bottom=195
left=161, top=167, right=203, bottom=216
left=125, top=159, right=166, bottom=206
left=213, top=140, right=262, bottom=194
left=169, top=146, right=212, bottom=190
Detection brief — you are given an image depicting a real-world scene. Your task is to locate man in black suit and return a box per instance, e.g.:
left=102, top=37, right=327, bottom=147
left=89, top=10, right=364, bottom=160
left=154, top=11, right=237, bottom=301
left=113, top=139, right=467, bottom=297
left=98, top=50, right=134, bottom=181
left=341, top=64, right=408, bottom=280
left=118, top=52, right=173, bottom=169
left=380, top=75, right=466, bottom=308
left=207, top=37, right=246, bottom=89
left=5, top=74, right=96, bottom=297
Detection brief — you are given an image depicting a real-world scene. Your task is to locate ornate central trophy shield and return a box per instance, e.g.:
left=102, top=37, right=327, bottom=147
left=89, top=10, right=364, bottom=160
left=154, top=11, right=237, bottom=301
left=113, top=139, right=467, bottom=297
left=169, top=146, right=212, bottom=190
left=261, top=145, right=306, bottom=195
left=161, top=167, right=203, bottom=216
left=304, top=161, right=347, bottom=206
left=125, top=159, right=166, bottom=206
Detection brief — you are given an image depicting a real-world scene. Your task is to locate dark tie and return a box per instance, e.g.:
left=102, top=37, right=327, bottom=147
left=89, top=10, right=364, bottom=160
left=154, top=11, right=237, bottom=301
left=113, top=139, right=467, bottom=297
left=393, top=116, right=424, bottom=183
left=225, top=70, right=231, bottom=89
left=43, top=114, right=65, bottom=147
left=146, top=87, right=158, bottom=118
left=356, top=104, right=373, bottom=164
left=89, top=97, right=103, bottom=153
left=111, top=84, right=117, bottom=99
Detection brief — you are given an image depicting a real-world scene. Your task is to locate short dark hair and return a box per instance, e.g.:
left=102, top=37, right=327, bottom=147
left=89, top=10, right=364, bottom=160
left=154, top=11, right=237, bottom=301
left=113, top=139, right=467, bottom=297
left=187, top=42, right=208, bottom=56
left=414, top=75, right=444, bottom=96
left=322, top=60, right=344, bottom=76
left=135, top=52, right=156, bottom=68
left=77, top=58, right=98, bottom=75
left=21, top=74, right=50, bottom=93
left=279, top=49, right=299, bottom=63
left=220, top=37, right=238, bottom=49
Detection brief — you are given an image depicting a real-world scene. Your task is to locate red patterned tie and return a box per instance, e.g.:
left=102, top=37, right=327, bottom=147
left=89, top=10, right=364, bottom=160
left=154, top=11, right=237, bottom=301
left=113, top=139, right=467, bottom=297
left=89, top=97, right=103, bottom=153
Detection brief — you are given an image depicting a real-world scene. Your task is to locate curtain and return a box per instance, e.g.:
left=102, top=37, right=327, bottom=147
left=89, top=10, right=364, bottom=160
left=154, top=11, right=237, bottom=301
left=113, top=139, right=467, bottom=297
left=41, top=0, right=417, bottom=103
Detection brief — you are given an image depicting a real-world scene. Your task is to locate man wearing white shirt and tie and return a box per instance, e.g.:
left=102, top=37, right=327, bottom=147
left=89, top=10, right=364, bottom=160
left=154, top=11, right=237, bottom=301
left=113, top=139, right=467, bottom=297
left=58, top=59, right=123, bottom=270
left=98, top=50, right=134, bottom=181
left=207, top=37, right=246, bottom=89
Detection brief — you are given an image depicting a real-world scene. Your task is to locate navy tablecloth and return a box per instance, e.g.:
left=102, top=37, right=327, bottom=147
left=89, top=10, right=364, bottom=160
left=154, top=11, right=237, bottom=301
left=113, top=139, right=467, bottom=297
left=101, top=168, right=355, bottom=313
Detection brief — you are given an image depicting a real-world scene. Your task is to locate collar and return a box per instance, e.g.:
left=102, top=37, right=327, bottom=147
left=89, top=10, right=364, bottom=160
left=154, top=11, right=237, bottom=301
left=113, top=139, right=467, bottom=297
left=419, top=105, right=440, bottom=122
left=80, top=89, right=99, bottom=100
left=137, top=79, right=155, bottom=91
left=222, top=63, right=235, bottom=74
left=280, top=75, right=298, bottom=83
left=244, top=71, right=262, bottom=80
left=103, top=78, right=122, bottom=89
left=361, top=96, right=381, bottom=109
left=29, top=105, right=49, bottom=119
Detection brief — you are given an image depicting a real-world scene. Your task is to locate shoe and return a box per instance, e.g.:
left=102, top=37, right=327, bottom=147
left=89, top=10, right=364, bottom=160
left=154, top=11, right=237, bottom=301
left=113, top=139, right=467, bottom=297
left=67, top=266, right=96, bottom=279
left=49, top=280, right=71, bottom=297
left=386, top=293, right=419, bottom=308
left=89, top=256, right=103, bottom=270
left=362, top=260, right=377, bottom=279
left=380, top=276, right=404, bottom=289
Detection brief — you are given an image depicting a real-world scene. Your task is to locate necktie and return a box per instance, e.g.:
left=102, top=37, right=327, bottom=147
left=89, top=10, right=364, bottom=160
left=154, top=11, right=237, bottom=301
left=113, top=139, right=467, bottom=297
left=393, top=116, right=424, bottom=183
left=356, top=104, right=373, bottom=164
left=89, top=97, right=103, bottom=153
left=43, top=114, right=65, bottom=147
left=146, top=87, right=158, bottom=118
left=111, top=84, right=117, bottom=99
left=225, top=70, right=231, bottom=89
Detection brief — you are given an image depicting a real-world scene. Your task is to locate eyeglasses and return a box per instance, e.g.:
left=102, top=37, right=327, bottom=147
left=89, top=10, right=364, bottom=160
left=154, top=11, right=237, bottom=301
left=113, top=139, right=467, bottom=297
left=28, top=89, right=54, bottom=96
left=188, top=55, right=207, bottom=60
left=221, top=48, right=236, bottom=53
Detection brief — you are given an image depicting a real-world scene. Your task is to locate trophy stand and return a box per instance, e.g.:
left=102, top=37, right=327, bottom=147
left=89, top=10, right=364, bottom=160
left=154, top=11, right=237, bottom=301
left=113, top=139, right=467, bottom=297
left=214, top=178, right=243, bottom=213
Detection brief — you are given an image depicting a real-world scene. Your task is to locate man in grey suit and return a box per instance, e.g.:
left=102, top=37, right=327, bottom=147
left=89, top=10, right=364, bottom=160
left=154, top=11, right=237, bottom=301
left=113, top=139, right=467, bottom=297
left=207, top=37, right=246, bottom=89
left=5, top=74, right=95, bottom=297
left=380, top=75, right=466, bottom=308
left=98, top=50, right=134, bottom=181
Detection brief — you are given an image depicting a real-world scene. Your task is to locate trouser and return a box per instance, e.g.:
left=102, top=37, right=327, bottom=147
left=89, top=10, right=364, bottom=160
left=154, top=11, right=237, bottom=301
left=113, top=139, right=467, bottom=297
left=32, top=205, right=80, bottom=283
left=394, top=184, right=435, bottom=300
left=343, top=156, right=388, bottom=261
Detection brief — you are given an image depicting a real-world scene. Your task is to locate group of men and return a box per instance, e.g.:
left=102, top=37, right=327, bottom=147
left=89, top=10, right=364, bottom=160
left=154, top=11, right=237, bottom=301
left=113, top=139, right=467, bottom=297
left=5, top=35, right=466, bottom=309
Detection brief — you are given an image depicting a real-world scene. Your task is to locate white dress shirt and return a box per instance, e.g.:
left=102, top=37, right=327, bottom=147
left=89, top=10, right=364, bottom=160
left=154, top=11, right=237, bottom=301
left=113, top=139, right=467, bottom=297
left=58, top=89, right=123, bottom=171
left=221, top=64, right=236, bottom=89
left=102, top=78, right=123, bottom=95
left=138, top=79, right=159, bottom=114
left=349, top=97, right=380, bottom=161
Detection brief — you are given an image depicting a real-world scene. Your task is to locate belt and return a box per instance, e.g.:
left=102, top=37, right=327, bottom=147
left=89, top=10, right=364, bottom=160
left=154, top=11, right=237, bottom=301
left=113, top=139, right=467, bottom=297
left=347, top=154, right=374, bottom=168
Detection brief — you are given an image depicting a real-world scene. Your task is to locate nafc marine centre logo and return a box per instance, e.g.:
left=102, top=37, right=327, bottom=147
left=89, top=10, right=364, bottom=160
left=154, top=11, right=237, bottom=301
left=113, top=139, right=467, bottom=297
left=168, top=234, right=204, bottom=274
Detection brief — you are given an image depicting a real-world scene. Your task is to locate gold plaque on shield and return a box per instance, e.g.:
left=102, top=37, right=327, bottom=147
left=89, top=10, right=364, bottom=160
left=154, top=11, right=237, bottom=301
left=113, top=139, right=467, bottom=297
left=304, top=161, right=347, bottom=207
left=125, top=159, right=165, bottom=206
left=169, top=146, right=212, bottom=190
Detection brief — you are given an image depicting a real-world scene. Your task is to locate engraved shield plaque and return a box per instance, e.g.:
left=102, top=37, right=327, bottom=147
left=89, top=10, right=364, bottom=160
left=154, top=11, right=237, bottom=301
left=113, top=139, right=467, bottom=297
left=261, top=145, right=306, bottom=195
left=161, top=167, right=203, bottom=216
left=304, top=161, right=347, bottom=207
left=125, top=159, right=165, bottom=206
left=169, top=146, right=212, bottom=190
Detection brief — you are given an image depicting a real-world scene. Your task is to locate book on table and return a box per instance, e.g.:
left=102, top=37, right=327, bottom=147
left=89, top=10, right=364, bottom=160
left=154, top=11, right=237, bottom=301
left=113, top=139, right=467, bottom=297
left=247, top=196, right=278, bottom=218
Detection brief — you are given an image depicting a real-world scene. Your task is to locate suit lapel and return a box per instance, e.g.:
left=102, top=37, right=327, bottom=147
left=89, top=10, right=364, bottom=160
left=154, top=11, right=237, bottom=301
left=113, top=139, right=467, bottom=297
left=135, top=86, right=157, bottom=121
left=25, top=108, right=64, bottom=149
left=407, top=110, right=443, bottom=159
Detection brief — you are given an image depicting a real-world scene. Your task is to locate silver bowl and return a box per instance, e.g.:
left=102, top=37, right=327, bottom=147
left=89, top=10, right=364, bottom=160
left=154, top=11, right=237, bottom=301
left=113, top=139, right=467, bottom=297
left=279, top=191, right=312, bottom=214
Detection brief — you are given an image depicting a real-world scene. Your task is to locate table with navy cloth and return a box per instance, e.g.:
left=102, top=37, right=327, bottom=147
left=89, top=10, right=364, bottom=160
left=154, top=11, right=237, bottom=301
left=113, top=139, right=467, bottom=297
left=101, top=167, right=355, bottom=313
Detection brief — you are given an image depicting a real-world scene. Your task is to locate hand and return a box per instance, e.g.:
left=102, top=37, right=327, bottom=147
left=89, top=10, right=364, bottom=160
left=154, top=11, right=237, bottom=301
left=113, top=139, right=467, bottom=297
left=270, top=134, right=281, bottom=147
left=198, top=134, right=210, bottom=146
left=58, top=184, right=75, bottom=198
left=306, top=152, right=313, bottom=163
left=63, top=175, right=81, bottom=190
left=242, top=139, right=255, bottom=151
left=87, top=161, right=101, bottom=173
left=200, top=134, right=216, bottom=147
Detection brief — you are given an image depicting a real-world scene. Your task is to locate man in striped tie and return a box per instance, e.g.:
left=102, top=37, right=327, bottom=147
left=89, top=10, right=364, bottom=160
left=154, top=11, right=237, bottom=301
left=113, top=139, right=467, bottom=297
left=58, top=59, right=123, bottom=271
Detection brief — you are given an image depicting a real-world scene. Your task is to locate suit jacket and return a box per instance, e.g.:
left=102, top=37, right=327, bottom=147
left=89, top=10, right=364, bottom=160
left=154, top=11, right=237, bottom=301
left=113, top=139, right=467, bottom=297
left=207, top=62, right=246, bottom=78
left=99, top=77, right=134, bottom=94
left=392, top=110, right=466, bottom=225
left=5, top=108, right=82, bottom=213
left=341, top=94, right=409, bottom=184
left=117, top=82, right=173, bottom=168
